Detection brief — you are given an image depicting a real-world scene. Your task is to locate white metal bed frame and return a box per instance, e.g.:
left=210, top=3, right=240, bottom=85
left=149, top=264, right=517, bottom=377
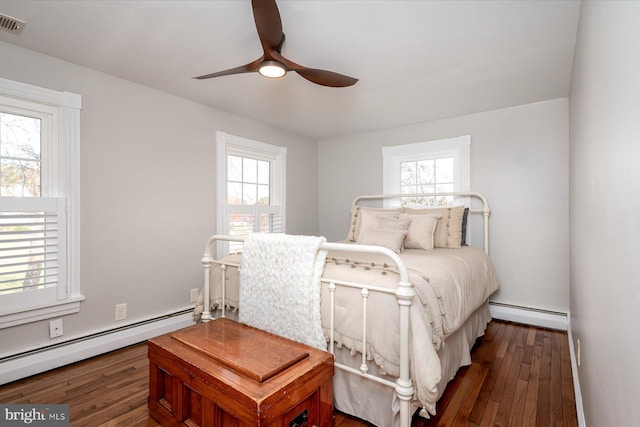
left=199, top=192, right=491, bottom=427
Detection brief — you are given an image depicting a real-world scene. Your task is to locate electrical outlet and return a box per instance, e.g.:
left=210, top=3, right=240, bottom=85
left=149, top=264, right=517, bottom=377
left=115, top=303, right=127, bottom=321
left=49, top=319, right=63, bottom=338
left=190, top=288, right=199, bottom=303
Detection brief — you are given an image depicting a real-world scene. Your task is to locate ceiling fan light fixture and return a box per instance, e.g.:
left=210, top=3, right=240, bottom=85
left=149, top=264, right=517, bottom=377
left=258, top=61, right=286, bottom=79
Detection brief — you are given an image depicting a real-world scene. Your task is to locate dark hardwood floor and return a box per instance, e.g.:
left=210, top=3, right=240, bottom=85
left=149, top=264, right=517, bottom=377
left=0, top=320, right=577, bottom=427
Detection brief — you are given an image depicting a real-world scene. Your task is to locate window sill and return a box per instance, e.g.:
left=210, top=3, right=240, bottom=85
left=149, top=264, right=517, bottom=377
left=0, top=296, right=85, bottom=330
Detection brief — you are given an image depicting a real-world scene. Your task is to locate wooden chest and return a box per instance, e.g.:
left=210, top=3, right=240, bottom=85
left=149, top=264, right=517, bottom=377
left=148, top=318, right=334, bottom=427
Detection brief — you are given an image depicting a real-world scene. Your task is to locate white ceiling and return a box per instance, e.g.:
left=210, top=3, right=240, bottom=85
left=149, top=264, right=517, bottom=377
left=0, top=0, right=580, bottom=140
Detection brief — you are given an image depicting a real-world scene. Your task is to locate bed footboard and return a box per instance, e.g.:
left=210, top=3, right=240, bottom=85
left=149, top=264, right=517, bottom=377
left=200, top=235, right=415, bottom=427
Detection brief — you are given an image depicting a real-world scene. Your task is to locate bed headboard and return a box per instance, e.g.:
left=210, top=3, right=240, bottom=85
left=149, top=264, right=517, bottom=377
left=351, top=192, right=491, bottom=255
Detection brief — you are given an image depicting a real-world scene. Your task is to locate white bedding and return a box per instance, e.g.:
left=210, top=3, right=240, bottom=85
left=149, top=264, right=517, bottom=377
left=332, top=303, right=492, bottom=427
left=320, top=246, right=499, bottom=415
left=238, top=233, right=328, bottom=350
left=195, top=244, right=500, bottom=417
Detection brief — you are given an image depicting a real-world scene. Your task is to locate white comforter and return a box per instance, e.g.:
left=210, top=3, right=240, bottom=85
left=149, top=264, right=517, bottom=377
left=320, top=246, right=499, bottom=415
left=196, top=245, right=500, bottom=416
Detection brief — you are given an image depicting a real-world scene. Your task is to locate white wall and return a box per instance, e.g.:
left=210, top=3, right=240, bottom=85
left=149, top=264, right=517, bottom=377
left=0, top=41, right=319, bottom=356
left=569, top=2, right=640, bottom=426
left=319, top=99, right=570, bottom=312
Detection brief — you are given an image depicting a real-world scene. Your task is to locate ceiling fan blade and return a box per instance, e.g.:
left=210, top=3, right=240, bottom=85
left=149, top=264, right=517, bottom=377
left=271, top=51, right=357, bottom=87
left=294, top=68, right=359, bottom=87
left=194, top=58, right=263, bottom=80
left=252, top=0, right=284, bottom=52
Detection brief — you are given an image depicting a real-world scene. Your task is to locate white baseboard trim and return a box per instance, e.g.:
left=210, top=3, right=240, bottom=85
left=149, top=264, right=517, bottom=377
left=0, top=311, right=195, bottom=385
left=567, top=314, right=587, bottom=427
left=489, top=301, right=568, bottom=331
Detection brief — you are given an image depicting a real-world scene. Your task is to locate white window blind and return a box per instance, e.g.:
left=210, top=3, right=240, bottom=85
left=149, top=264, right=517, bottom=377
left=226, top=205, right=284, bottom=235
left=0, top=197, right=67, bottom=307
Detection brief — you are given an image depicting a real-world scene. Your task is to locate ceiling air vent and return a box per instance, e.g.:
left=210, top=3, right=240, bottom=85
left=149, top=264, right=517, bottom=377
left=0, top=13, right=25, bottom=34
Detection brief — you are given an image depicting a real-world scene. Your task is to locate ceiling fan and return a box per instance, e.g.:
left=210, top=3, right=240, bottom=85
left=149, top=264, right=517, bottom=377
left=194, top=0, right=358, bottom=87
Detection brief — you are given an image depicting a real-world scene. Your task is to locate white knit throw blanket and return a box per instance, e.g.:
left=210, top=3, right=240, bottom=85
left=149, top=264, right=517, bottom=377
left=239, top=233, right=328, bottom=350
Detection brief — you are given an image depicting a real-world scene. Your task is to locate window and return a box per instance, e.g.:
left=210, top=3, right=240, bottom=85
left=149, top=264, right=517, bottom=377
left=0, top=109, right=43, bottom=197
left=216, top=132, right=286, bottom=255
left=382, top=135, right=470, bottom=206
left=0, top=78, right=82, bottom=329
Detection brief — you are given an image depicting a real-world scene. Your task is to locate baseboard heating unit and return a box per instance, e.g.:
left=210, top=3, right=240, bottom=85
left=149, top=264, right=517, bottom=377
left=489, top=301, right=568, bottom=331
left=0, top=310, right=194, bottom=385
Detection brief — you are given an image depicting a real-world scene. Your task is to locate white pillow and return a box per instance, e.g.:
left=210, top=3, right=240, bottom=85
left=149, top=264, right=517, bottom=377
left=348, top=206, right=404, bottom=241
left=404, top=205, right=465, bottom=249
left=356, top=209, right=404, bottom=242
left=356, top=213, right=412, bottom=253
left=404, top=214, right=441, bottom=250
left=374, top=214, right=412, bottom=233
left=358, top=229, right=408, bottom=253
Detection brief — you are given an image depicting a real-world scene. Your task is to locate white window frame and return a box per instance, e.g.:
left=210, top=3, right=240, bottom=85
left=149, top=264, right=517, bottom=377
left=215, top=131, right=286, bottom=256
left=382, top=135, right=471, bottom=205
left=0, top=77, right=83, bottom=329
